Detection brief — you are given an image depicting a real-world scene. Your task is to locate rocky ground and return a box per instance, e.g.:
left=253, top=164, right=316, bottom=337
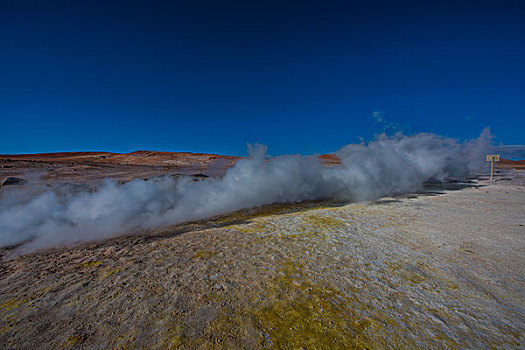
left=0, top=163, right=523, bottom=349
left=0, top=151, right=237, bottom=184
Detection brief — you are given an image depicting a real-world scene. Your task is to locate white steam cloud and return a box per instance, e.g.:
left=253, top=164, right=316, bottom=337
left=0, top=130, right=492, bottom=254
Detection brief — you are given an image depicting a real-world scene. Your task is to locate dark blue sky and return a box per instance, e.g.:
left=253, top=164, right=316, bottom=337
left=1, top=0, right=524, bottom=156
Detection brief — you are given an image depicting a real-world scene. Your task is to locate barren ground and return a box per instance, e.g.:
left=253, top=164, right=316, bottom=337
left=0, top=155, right=523, bottom=349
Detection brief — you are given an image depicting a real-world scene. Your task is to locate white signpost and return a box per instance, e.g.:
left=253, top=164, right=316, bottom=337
left=486, top=155, right=500, bottom=181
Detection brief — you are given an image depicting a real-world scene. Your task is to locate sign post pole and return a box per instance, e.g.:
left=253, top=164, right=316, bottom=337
left=485, top=155, right=500, bottom=181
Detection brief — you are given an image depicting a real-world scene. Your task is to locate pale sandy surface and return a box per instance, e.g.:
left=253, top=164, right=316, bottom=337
left=0, top=173, right=524, bottom=349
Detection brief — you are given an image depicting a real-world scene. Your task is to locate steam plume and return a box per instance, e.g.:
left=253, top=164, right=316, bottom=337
left=0, top=130, right=492, bottom=254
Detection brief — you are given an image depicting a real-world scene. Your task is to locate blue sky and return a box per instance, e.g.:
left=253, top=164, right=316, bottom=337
left=1, top=0, right=524, bottom=156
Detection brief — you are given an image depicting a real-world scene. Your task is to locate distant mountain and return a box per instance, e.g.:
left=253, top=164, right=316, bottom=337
left=1, top=149, right=523, bottom=171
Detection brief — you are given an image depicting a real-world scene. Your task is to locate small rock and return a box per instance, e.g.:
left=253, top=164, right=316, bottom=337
left=1, top=177, right=27, bottom=187
left=213, top=283, right=225, bottom=291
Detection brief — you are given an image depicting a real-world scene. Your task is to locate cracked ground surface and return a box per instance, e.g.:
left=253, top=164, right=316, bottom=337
left=1, top=174, right=524, bottom=349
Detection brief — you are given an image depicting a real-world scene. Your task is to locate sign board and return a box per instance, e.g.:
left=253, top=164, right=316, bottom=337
left=486, top=155, right=500, bottom=162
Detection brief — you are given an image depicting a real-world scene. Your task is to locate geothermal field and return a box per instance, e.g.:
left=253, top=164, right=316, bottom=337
left=0, top=135, right=524, bottom=349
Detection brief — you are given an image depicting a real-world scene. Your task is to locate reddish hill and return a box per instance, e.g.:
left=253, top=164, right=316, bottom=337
left=2, top=151, right=523, bottom=170
left=0, top=151, right=343, bottom=167
left=319, top=154, right=342, bottom=166
left=0, top=152, right=118, bottom=162
left=0, top=151, right=240, bottom=168
left=497, top=158, right=525, bottom=169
